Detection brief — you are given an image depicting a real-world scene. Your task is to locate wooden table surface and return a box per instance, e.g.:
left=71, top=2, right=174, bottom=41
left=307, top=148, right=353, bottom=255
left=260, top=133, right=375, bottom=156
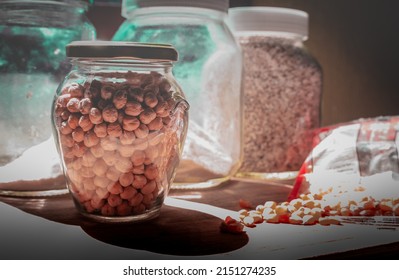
left=0, top=179, right=398, bottom=260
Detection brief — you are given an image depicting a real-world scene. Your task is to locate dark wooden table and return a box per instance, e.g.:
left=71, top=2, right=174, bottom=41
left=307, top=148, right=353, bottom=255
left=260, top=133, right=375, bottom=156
left=0, top=180, right=398, bottom=259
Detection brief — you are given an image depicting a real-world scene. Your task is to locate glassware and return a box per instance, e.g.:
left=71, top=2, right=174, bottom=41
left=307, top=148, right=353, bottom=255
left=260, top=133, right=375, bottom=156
left=229, top=7, right=322, bottom=182
left=0, top=0, right=96, bottom=196
left=113, top=0, right=242, bottom=189
left=52, top=41, right=189, bottom=222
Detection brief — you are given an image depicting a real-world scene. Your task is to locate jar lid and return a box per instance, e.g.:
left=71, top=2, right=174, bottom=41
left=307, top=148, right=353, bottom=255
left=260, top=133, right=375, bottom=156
left=66, top=41, right=178, bottom=62
left=122, top=0, right=229, bottom=17
left=229, top=7, right=308, bottom=40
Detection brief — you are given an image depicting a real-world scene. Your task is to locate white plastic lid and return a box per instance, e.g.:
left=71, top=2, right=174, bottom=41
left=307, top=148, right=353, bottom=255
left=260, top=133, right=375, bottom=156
left=229, top=7, right=309, bottom=40
left=122, top=0, right=229, bottom=18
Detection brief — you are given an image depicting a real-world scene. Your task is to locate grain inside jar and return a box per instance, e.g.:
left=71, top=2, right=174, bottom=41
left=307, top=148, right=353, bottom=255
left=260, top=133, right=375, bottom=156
left=229, top=7, right=322, bottom=179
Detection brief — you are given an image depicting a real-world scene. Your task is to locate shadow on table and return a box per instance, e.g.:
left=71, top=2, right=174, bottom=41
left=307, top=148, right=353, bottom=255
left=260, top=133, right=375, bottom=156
left=82, top=205, right=249, bottom=256
left=0, top=189, right=249, bottom=257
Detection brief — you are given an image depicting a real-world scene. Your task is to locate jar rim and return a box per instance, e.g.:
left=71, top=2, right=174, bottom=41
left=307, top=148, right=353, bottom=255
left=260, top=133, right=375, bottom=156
left=0, top=0, right=91, bottom=9
left=122, top=0, right=229, bottom=17
left=66, top=41, right=178, bottom=62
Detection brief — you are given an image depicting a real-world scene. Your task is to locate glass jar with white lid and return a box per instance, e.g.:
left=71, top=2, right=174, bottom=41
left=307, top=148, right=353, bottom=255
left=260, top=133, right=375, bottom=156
left=229, top=7, right=322, bottom=182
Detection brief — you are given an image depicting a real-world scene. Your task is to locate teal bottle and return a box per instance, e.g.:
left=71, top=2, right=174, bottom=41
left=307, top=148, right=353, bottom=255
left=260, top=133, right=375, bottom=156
left=113, top=0, right=243, bottom=189
left=0, top=0, right=96, bottom=196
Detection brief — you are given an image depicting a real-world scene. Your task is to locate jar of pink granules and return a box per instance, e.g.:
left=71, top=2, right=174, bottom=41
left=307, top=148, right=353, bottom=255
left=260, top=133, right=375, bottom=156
left=229, top=7, right=323, bottom=181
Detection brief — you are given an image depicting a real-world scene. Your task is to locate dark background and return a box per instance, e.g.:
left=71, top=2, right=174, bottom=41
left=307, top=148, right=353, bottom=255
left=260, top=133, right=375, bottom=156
left=89, top=0, right=399, bottom=126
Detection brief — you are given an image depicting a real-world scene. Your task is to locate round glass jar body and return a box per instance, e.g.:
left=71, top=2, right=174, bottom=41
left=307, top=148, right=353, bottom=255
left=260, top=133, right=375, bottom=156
left=52, top=42, right=189, bottom=222
left=230, top=7, right=322, bottom=181
left=113, top=1, right=242, bottom=189
left=0, top=0, right=96, bottom=196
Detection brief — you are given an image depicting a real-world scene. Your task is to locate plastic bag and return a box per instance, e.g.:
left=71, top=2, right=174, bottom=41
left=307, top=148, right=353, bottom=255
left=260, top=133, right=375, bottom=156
left=289, top=116, right=399, bottom=206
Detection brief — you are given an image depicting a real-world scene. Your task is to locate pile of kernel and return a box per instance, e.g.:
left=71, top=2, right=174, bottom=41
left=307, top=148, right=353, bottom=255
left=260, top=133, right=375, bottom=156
left=221, top=188, right=399, bottom=233
left=54, top=71, right=180, bottom=217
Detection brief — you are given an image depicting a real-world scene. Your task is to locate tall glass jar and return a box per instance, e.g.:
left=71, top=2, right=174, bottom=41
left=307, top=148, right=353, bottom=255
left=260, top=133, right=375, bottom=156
left=113, top=0, right=242, bottom=189
left=52, top=41, right=189, bottom=222
left=0, top=0, right=96, bottom=196
left=229, top=7, right=322, bottom=181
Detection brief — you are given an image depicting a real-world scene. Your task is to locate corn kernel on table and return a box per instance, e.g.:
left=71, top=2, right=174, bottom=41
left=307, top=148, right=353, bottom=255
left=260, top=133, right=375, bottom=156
left=0, top=180, right=398, bottom=259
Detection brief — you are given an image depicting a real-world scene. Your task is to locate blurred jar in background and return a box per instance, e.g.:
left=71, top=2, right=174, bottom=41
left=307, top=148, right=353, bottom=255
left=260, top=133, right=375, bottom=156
left=0, top=0, right=96, bottom=196
left=113, top=0, right=242, bottom=189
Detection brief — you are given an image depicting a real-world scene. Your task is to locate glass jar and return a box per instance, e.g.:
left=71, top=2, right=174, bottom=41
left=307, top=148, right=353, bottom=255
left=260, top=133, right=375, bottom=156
left=52, top=41, right=189, bottom=222
left=0, top=0, right=96, bottom=196
left=113, top=0, right=242, bottom=189
left=229, top=7, right=322, bottom=181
